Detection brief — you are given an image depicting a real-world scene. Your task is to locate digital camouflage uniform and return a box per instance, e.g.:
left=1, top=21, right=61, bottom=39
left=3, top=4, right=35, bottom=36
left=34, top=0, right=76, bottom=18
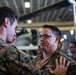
left=0, top=38, right=32, bottom=75
left=71, top=55, right=76, bottom=62
left=28, top=49, right=76, bottom=75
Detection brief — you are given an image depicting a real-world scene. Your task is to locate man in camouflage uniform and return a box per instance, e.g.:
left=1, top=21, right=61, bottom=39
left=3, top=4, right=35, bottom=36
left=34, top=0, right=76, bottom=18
left=0, top=6, right=32, bottom=75
left=28, top=25, right=76, bottom=75
left=0, top=6, right=76, bottom=75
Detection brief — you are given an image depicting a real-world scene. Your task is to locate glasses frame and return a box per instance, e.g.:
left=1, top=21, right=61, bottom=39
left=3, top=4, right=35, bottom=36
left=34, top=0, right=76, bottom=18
left=69, top=46, right=76, bottom=49
left=38, top=34, right=55, bottom=38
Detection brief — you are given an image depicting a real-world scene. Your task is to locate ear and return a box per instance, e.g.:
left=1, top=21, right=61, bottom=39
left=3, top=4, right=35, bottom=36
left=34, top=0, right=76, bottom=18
left=3, top=18, right=10, bottom=28
left=55, top=36, right=60, bottom=43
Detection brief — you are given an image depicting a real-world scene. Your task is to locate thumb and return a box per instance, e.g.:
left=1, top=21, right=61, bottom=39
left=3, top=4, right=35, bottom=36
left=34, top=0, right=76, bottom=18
left=48, top=68, right=54, bottom=73
left=12, top=38, right=16, bottom=45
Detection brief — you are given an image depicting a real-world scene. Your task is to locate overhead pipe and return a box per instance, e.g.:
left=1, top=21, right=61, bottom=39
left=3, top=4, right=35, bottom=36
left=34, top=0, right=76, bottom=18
left=19, top=0, right=71, bottom=21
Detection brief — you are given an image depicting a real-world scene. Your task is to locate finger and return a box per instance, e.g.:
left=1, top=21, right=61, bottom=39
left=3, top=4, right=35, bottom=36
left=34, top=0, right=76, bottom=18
left=39, top=59, right=49, bottom=69
left=55, top=58, right=58, bottom=68
left=36, top=58, right=48, bottom=66
left=63, top=57, right=66, bottom=66
left=66, top=61, right=70, bottom=69
left=40, top=58, right=48, bottom=64
left=48, top=68, right=54, bottom=74
left=37, top=59, right=41, bottom=64
left=41, top=60, right=48, bottom=66
left=35, top=60, right=41, bottom=68
left=12, top=38, right=16, bottom=45
left=35, top=58, right=48, bottom=69
left=41, top=70, right=44, bottom=72
left=60, top=56, right=63, bottom=65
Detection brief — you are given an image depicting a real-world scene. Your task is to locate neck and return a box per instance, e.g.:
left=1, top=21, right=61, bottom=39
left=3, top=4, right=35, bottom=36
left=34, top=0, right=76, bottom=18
left=43, top=48, right=57, bottom=58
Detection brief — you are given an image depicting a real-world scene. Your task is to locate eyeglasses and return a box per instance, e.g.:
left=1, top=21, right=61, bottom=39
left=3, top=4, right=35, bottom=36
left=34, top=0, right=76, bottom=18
left=69, top=46, right=76, bottom=49
left=38, top=34, right=55, bottom=38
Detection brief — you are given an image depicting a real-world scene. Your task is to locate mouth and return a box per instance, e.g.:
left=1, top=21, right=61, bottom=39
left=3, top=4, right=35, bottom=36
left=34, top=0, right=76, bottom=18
left=40, top=43, right=44, bottom=46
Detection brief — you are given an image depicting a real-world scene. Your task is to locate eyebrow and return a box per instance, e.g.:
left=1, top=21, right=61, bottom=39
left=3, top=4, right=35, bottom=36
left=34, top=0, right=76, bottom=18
left=39, top=34, right=52, bottom=35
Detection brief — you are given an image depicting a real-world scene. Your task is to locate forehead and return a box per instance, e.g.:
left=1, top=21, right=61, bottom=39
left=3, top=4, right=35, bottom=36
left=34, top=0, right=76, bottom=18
left=69, top=43, right=75, bottom=46
left=40, top=28, right=53, bottom=34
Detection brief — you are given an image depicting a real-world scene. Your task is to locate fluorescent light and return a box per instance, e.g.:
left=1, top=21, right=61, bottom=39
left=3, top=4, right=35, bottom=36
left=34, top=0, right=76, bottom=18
left=24, top=2, right=30, bottom=8
left=39, top=28, right=42, bottom=32
left=70, top=30, right=74, bottom=35
left=60, top=38, right=64, bottom=42
left=27, top=20, right=32, bottom=24
left=29, top=44, right=33, bottom=47
left=63, top=34, right=67, bottom=39
left=68, top=0, right=76, bottom=4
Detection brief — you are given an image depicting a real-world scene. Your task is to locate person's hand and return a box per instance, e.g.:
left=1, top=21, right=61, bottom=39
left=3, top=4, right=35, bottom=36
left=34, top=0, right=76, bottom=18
left=49, top=56, right=70, bottom=75
left=12, top=37, right=16, bottom=46
left=34, top=58, right=49, bottom=70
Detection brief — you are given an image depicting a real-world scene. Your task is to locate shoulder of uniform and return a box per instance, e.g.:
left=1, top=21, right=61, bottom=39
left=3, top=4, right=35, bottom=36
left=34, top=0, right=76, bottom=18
left=11, top=45, right=17, bottom=49
left=58, top=50, right=76, bottom=64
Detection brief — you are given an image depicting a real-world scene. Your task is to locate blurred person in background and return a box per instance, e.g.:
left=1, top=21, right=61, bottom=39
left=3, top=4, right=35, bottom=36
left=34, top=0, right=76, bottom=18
left=11, top=37, right=16, bottom=45
left=58, top=42, right=67, bottom=54
left=69, top=41, right=76, bottom=61
left=58, top=42, right=62, bottom=50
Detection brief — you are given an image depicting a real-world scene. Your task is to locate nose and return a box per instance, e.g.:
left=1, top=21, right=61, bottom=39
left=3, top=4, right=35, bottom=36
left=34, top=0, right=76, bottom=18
left=14, top=34, right=17, bottom=37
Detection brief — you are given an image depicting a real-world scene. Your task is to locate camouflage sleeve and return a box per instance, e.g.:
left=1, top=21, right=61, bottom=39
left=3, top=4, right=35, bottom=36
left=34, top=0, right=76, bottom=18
left=67, top=62, right=76, bottom=75
left=4, top=45, right=32, bottom=75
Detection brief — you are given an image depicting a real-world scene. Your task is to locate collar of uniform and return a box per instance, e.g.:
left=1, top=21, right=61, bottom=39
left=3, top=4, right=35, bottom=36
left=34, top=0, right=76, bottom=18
left=37, top=49, right=60, bottom=59
left=72, top=54, right=76, bottom=59
left=50, top=48, right=60, bottom=57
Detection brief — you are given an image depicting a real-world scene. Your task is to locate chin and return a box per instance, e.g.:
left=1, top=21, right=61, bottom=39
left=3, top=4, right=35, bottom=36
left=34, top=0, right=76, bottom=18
left=41, top=45, right=44, bottom=48
left=6, top=41, right=11, bottom=43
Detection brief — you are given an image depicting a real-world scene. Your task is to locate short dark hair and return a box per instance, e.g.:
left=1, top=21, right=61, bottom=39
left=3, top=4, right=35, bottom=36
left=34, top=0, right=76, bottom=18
left=0, top=6, right=17, bottom=26
left=70, top=41, right=76, bottom=47
left=43, top=25, right=61, bottom=39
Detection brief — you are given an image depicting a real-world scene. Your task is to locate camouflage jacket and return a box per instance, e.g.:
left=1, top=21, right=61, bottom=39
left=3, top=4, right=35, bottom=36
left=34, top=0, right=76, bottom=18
left=71, top=55, right=76, bottom=62
left=28, top=49, right=76, bottom=75
left=0, top=38, right=32, bottom=75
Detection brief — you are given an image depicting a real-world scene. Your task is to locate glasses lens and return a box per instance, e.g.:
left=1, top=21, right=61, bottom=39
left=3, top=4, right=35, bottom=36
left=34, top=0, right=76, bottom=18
left=39, top=34, right=52, bottom=38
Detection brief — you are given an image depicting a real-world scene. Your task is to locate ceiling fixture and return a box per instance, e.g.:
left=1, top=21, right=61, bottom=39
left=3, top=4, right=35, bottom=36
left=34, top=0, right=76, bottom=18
left=68, top=0, right=76, bottom=4
left=27, top=20, right=32, bottom=24
left=24, top=2, right=30, bottom=8
left=60, top=38, right=65, bottom=42
left=63, top=34, right=67, bottom=39
left=70, top=30, right=74, bottom=35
